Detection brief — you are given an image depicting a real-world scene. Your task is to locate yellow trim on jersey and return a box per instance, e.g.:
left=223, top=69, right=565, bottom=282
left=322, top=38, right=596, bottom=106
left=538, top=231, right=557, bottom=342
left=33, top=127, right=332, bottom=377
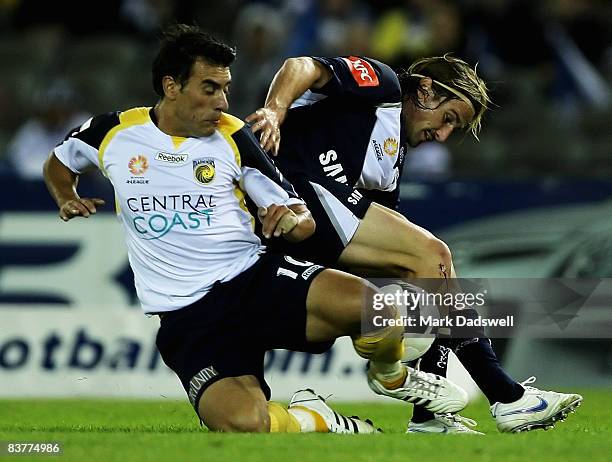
left=217, top=112, right=245, bottom=144
left=114, top=194, right=121, bottom=215
left=171, top=136, right=187, bottom=149
left=98, top=107, right=151, bottom=176
left=233, top=183, right=254, bottom=229
left=217, top=113, right=254, bottom=228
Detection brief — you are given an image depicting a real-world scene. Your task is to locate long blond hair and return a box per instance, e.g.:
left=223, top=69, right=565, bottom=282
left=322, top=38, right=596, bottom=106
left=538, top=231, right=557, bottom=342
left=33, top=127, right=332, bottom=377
left=398, top=54, right=492, bottom=140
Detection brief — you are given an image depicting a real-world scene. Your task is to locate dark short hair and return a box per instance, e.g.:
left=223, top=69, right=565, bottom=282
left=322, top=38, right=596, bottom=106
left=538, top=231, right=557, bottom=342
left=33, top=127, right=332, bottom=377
left=152, top=24, right=236, bottom=97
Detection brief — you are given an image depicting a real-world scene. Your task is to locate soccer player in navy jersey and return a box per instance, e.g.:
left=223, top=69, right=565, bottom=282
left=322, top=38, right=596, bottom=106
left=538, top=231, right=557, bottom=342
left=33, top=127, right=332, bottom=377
left=247, top=55, right=582, bottom=433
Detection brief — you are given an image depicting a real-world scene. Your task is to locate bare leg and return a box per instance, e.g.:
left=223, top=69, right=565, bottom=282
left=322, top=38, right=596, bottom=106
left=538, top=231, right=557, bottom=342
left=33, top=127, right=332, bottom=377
left=339, top=203, right=455, bottom=279
left=305, top=269, right=405, bottom=383
left=337, top=203, right=526, bottom=421
left=199, top=375, right=270, bottom=432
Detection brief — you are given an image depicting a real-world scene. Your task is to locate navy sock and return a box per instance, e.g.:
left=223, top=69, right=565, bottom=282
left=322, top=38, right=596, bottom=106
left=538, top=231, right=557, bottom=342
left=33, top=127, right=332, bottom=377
left=452, top=338, right=524, bottom=405
left=410, top=339, right=452, bottom=423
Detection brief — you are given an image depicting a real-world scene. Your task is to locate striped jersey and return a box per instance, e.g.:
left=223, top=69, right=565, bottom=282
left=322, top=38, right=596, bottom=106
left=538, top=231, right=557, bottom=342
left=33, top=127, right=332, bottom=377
left=54, top=107, right=303, bottom=313
left=275, top=56, right=407, bottom=210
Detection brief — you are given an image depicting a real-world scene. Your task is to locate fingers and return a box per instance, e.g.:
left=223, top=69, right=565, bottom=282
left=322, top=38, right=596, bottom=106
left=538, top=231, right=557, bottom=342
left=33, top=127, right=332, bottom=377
left=246, top=110, right=266, bottom=134
left=259, top=125, right=271, bottom=148
left=259, top=204, right=293, bottom=238
left=257, top=206, right=268, bottom=221
left=263, top=129, right=281, bottom=156
left=59, top=207, right=73, bottom=222
left=59, top=198, right=105, bottom=221
left=249, top=118, right=267, bottom=135
left=245, top=110, right=261, bottom=125
left=260, top=205, right=279, bottom=238
left=60, top=201, right=88, bottom=221
left=81, top=200, right=97, bottom=215
left=270, top=206, right=290, bottom=237
left=276, top=210, right=298, bottom=236
left=246, top=108, right=282, bottom=154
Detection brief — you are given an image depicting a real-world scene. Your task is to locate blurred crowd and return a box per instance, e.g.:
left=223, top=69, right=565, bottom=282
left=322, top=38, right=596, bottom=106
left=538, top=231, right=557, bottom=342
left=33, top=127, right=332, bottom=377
left=0, top=0, right=610, bottom=180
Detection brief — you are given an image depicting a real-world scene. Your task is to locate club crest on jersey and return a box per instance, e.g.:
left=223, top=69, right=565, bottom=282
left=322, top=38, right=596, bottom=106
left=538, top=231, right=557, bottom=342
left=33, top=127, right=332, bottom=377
left=383, top=138, right=398, bottom=157
left=128, top=155, right=149, bottom=175
left=193, top=158, right=216, bottom=184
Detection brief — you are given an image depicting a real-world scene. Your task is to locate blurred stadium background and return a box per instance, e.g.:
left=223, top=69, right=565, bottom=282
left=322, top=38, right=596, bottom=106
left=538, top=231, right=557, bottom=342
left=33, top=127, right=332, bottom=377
left=1, top=0, right=611, bottom=407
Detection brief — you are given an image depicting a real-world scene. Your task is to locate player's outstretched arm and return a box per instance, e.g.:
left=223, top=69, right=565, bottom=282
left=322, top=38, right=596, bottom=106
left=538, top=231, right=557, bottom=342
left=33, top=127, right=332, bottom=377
left=246, top=57, right=332, bottom=156
left=43, top=153, right=105, bottom=221
left=257, top=203, right=315, bottom=243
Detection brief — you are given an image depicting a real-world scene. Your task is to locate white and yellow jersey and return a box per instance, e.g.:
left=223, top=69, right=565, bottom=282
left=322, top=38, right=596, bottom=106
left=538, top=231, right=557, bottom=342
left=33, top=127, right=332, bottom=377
left=54, top=107, right=303, bottom=313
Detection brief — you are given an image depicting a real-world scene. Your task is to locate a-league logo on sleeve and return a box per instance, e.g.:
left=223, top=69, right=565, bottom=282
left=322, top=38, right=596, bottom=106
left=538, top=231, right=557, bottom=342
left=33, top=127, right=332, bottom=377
left=342, top=56, right=379, bottom=87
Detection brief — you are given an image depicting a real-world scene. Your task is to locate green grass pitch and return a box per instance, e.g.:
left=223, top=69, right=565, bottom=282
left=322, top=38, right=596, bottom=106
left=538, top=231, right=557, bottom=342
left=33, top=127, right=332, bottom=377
left=1, top=390, right=610, bottom=462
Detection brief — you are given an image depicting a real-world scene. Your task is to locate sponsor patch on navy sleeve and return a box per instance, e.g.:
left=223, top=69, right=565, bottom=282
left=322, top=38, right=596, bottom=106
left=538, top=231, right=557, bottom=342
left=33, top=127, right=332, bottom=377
left=342, top=56, right=380, bottom=87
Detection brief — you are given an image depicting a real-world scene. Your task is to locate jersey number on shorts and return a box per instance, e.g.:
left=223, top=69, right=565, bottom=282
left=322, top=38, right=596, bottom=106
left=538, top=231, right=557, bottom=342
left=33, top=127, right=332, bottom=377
left=276, top=256, right=316, bottom=280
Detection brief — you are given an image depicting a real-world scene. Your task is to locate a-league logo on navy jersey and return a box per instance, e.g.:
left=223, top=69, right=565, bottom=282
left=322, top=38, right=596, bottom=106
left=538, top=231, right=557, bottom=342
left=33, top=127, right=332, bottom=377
left=193, top=158, right=216, bottom=184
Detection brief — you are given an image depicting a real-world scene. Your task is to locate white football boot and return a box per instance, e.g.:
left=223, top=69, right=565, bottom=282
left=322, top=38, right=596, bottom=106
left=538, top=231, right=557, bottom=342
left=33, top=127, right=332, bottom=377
left=288, top=389, right=381, bottom=434
left=407, top=413, right=484, bottom=435
left=491, top=377, right=583, bottom=433
left=367, top=365, right=468, bottom=414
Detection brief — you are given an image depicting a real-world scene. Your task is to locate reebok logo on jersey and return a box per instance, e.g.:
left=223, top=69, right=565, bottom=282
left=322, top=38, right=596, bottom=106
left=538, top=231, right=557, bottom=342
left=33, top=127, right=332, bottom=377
left=343, top=56, right=379, bottom=87
left=155, top=152, right=188, bottom=165
left=372, top=140, right=384, bottom=161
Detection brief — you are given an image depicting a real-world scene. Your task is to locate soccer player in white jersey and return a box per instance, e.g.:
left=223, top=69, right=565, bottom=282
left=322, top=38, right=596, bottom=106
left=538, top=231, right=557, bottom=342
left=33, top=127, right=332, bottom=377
left=43, top=24, right=469, bottom=434
left=247, top=55, right=582, bottom=434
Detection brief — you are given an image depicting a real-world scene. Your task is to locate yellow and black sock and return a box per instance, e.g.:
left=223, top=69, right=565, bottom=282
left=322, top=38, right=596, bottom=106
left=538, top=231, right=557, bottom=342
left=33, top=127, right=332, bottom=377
left=268, top=402, right=301, bottom=433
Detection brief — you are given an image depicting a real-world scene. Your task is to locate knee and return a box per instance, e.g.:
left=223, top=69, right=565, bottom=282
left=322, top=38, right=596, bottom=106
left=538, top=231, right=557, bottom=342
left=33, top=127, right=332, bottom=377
left=208, top=403, right=270, bottom=433
left=403, top=236, right=452, bottom=277
left=425, top=237, right=452, bottom=267
left=385, top=226, right=454, bottom=277
left=231, top=409, right=270, bottom=433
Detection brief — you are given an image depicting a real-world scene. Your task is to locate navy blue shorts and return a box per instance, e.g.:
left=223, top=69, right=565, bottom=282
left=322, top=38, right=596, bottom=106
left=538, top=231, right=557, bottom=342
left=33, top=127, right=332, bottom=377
left=155, top=252, right=330, bottom=413
left=261, top=175, right=372, bottom=266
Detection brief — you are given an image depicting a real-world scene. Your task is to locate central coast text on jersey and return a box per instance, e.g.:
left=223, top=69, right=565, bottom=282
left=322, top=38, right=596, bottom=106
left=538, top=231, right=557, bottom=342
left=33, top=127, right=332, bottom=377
left=126, top=194, right=217, bottom=213
left=126, top=193, right=217, bottom=240
left=54, top=107, right=303, bottom=313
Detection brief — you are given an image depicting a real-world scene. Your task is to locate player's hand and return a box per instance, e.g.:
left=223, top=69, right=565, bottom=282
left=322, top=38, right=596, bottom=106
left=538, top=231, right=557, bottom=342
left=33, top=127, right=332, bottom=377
left=59, top=198, right=105, bottom=221
left=258, top=204, right=298, bottom=238
left=245, top=107, right=286, bottom=156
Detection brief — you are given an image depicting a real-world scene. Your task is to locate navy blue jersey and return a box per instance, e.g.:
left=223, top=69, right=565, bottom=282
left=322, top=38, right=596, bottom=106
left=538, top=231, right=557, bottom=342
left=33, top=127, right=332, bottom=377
left=275, top=56, right=407, bottom=210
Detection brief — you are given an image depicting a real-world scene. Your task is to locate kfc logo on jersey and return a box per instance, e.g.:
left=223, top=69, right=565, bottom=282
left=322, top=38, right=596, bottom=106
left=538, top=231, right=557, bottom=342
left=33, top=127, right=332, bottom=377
left=343, top=56, right=379, bottom=87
